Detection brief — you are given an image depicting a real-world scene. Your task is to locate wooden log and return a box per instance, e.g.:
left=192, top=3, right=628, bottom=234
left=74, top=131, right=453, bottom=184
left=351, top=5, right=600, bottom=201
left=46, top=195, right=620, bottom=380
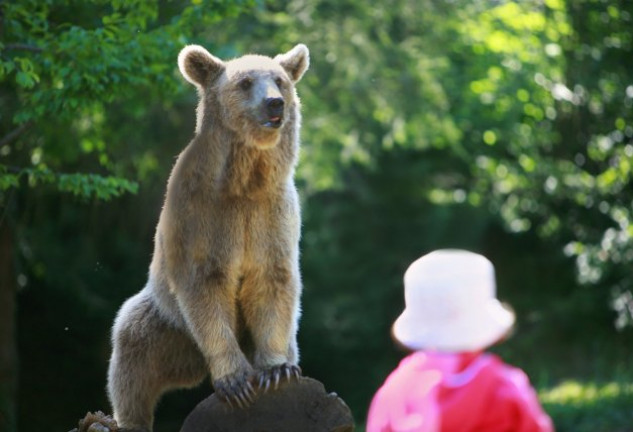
left=180, top=376, right=355, bottom=432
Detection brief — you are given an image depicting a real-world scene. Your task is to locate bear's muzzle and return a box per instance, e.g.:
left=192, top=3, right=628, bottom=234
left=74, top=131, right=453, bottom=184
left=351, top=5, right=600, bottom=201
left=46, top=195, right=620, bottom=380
left=262, top=97, right=284, bottom=129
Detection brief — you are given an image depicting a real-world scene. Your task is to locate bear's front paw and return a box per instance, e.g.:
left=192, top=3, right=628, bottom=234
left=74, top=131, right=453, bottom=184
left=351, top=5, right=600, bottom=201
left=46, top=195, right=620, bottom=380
left=256, top=363, right=302, bottom=393
left=213, top=370, right=257, bottom=409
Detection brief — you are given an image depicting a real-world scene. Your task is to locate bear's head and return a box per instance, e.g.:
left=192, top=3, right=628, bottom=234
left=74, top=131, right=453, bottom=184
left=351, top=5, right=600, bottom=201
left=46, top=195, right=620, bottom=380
left=178, top=44, right=309, bottom=149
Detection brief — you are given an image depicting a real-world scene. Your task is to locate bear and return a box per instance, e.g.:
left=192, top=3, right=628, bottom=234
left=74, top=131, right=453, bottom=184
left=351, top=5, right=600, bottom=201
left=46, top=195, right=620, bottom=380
left=106, top=43, right=309, bottom=431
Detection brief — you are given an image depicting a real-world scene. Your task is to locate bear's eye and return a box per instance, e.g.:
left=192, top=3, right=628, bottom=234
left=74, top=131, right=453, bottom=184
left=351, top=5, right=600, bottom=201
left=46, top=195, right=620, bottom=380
left=238, top=78, right=253, bottom=91
left=274, top=77, right=284, bottom=88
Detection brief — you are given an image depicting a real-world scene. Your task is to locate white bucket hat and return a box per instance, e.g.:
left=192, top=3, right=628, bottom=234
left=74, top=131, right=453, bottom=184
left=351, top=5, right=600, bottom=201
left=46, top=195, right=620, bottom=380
left=392, top=249, right=515, bottom=352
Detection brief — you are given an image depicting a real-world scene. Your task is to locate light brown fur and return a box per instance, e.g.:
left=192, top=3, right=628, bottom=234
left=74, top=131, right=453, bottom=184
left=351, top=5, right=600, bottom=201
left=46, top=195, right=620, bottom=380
left=107, top=44, right=309, bottom=431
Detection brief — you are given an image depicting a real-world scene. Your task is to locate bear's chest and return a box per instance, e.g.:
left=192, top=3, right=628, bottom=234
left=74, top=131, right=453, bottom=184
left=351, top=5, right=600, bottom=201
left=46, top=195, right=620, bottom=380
left=220, top=149, right=279, bottom=198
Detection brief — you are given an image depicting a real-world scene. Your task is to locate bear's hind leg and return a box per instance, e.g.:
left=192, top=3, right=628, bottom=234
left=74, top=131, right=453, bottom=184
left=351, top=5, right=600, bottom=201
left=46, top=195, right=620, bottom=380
left=108, top=293, right=206, bottom=431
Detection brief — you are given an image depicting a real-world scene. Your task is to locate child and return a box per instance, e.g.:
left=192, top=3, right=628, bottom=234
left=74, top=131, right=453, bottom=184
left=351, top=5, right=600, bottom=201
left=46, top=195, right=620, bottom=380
left=366, top=249, right=553, bottom=432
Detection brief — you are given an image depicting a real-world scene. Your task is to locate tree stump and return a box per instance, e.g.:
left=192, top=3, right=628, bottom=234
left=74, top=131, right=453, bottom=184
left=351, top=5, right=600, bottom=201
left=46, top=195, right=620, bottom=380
left=180, top=376, right=355, bottom=432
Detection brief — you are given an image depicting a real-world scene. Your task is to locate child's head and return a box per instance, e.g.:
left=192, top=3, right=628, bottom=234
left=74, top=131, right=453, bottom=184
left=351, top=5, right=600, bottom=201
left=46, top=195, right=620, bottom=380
left=392, top=249, right=515, bottom=353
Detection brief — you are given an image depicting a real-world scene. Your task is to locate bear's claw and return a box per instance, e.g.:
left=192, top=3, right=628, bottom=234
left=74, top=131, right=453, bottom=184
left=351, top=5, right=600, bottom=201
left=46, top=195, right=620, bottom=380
left=213, top=372, right=257, bottom=409
left=257, top=363, right=301, bottom=393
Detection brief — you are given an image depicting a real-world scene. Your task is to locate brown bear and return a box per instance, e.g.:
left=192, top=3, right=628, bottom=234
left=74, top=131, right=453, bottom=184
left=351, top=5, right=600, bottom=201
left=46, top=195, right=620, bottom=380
left=106, top=43, right=309, bottom=431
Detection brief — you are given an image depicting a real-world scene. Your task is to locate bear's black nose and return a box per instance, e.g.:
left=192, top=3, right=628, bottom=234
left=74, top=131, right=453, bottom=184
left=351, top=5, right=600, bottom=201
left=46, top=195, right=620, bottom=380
left=265, top=97, right=284, bottom=117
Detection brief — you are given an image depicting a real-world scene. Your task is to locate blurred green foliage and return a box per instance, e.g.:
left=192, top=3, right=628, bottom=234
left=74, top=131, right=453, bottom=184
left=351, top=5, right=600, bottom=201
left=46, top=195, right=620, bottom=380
left=1, top=0, right=632, bottom=431
left=540, top=379, right=633, bottom=432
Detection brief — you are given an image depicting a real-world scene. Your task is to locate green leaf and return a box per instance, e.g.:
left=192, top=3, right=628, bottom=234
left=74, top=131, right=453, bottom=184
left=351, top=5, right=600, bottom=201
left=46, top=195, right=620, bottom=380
left=15, top=70, right=35, bottom=88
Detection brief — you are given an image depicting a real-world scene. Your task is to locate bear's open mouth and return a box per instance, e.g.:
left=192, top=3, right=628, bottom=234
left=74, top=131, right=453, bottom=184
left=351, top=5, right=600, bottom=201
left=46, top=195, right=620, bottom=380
left=262, top=116, right=283, bottom=129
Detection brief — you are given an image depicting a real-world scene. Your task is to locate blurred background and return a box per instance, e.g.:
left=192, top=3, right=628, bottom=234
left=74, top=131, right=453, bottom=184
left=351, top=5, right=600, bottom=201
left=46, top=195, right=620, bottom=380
left=1, top=0, right=632, bottom=431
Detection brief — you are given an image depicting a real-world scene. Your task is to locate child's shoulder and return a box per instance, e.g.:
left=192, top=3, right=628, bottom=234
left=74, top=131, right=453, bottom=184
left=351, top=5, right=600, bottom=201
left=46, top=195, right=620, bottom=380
left=481, top=354, right=534, bottom=388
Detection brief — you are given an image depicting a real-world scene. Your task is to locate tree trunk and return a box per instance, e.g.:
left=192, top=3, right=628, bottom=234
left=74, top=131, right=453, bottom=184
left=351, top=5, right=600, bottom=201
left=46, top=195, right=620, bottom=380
left=0, top=220, right=17, bottom=432
left=181, top=376, right=355, bottom=432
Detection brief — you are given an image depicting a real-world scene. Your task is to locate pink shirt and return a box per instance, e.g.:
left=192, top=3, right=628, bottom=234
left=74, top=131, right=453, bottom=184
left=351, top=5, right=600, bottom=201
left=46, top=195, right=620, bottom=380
left=367, top=351, right=554, bottom=432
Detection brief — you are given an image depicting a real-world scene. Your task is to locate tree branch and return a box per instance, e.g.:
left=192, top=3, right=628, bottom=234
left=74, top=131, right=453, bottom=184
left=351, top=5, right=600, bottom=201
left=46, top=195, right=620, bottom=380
left=0, top=121, right=33, bottom=147
left=3, top=43, right=43, bottom=53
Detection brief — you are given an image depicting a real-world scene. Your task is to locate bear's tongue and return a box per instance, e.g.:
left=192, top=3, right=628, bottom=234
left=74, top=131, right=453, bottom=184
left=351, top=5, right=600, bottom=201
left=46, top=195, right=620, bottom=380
left=263, top=116, right=282, bottom=128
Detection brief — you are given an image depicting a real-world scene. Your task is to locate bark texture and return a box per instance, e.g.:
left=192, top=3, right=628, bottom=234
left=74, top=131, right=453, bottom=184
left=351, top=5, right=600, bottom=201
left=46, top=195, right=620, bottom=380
left=181, top=376, right=354, bottom=432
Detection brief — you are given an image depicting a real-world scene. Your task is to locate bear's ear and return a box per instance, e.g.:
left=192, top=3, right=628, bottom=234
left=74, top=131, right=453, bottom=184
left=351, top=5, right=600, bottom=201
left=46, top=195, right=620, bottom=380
left=178, top=45, right=225, bottom=87
left=274, top=44, right=309, bottom=83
